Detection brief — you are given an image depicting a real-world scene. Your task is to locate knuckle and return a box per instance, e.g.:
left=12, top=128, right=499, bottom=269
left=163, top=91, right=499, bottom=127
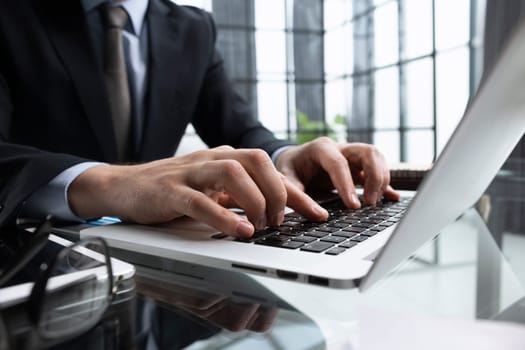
left=219, top=159, right=245, bottom=178
left=247, top=149, right=272, bottom=164
left=214, top=145, right=235, bottom=152
left=182, top=191, right=200, bottom=213
left=315, top=136, right=334, bottom=146
left=190, top=149, right=210, bottom=161
left=366, top=145, right=382, bottom=158
left=325, top=153, right=347, bottom=169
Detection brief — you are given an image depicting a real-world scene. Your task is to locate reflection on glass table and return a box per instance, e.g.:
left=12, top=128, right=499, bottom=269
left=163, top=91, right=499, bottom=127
left=133, top=262, right=326, bottom=350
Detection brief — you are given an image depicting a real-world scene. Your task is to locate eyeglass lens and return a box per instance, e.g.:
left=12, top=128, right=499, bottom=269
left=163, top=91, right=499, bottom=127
left=37, top=239, right=111, bottom=339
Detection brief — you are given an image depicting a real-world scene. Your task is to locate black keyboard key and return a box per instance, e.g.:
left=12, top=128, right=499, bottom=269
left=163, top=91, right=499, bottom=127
left=341, top=226, right=367, bottom=233
left=277, top=226, right=296, bottom=233
left=212, top=233, right=228, bottom=239
left=313, top=226, right=340, bottom=233
left=351, top=235, right=368, bottom=242
left=292, top=235, right=318, bottom=243
left=352, top=212, right=370, bottom=219
left=361, top=230, right=378, bottom=237
left=278, top=230, right=304, bottom=237
left=351, top=222, right=374, bottom=228
left=331, top=231, right=358, bottom=238
left=338, top=218, right=359, bottom=224
left=256, top=239, right=304, bottom=249
left=320, top=235, right=347, bottom=244
left=235, top=228, right=279, bottom=243
left=325, top=247, right=346, bottom=255
left=340, top=241, right=358, bottom=249
left=305, top=230, right=330, bottom=238
left=281, top=241, right=305, bottom=249
left=281, top=221, right=303, bottom=228
left=265, top=235, right=291, bottom=243
left=300, top=241, right=335, bottom=253
left=327, top=222, right=350, bottom=229
left=253, top=228, right=279, bottom=238
left=374, top=214, right=393, bottom=220
left=365, top=218, right=384, bottom=224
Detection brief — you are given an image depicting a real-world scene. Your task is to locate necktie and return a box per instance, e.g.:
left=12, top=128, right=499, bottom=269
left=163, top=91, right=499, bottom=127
left=101, top=5, right=132, bottom=162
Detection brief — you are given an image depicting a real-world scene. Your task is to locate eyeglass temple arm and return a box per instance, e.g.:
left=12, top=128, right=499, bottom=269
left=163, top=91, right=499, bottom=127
left=0, top=220, right=52, bottom=287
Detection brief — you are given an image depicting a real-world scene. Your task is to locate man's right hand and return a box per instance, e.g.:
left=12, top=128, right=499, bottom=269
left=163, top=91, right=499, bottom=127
left=68, top=146, right=325, bottom=238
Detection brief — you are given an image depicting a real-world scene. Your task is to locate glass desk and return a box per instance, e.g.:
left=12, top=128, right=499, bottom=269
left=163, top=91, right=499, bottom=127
left=5, top=208, right=525, bottom=350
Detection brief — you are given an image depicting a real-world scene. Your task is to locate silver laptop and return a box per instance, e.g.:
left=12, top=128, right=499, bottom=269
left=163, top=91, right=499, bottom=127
left=62, top=19, right=525, bottom=290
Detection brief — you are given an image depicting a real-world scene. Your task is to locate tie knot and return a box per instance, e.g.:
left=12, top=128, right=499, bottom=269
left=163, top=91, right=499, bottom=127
left=101, top=5, right=128, bottom=29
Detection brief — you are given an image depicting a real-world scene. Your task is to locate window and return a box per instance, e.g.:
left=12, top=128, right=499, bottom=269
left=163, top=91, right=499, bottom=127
left=174, top=0, right=486, bottom=164
left=324, top=0, right=485, bottom=163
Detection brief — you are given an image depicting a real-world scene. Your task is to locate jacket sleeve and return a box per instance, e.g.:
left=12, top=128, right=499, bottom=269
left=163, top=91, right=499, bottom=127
left=0, top=73, right=87, bottom=227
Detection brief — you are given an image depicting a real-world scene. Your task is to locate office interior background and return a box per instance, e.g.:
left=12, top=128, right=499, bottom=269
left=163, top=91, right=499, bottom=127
left=174, top=0, right=486, bottom=165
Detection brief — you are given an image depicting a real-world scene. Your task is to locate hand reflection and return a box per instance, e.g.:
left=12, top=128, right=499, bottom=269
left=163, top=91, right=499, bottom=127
left=135, top=276, right=278, bottom=333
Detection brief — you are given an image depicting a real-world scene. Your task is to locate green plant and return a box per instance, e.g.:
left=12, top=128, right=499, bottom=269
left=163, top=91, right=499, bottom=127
left=295, top=111, right=346, bottom=144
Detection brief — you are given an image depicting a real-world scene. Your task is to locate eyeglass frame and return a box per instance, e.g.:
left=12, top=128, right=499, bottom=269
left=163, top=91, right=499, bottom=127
left=0, top=219, right=116, bottom=347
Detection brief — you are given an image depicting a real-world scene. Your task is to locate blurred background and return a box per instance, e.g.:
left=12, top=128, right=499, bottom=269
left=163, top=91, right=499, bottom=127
left=173, top=0, right=486, bottom=165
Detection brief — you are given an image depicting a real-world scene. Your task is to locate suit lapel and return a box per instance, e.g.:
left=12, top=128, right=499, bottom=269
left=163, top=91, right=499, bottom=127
left=139, top=0, right=187, bottom=161
left=36, top=0, right=118, bottom=162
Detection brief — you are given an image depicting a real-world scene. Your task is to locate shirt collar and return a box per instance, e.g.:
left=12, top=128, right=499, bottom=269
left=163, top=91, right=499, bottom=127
left=81, top=0, right=149, bottom=35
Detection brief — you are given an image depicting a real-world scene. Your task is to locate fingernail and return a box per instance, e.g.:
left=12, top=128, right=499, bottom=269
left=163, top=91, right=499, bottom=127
left=236, top=219, right=254, bottom=237
left=312, top=204, right=329, bottom=219
left=350, top=193, right=361, bottom=208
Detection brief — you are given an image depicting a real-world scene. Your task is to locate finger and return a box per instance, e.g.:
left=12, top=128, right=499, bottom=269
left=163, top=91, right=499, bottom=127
left=246, top=306, right=279, bottom=333
left=212, top=192, right=239, bottom=208
left=180, top=298, right=230, bottom=319
left=171, top=186, right=255, bottom=237
left=310, top=139, right=361, bottom=209
left=384, top=185, right=401, bottom=201
left=189, top=160, right=268, bottom=230
left=278, top=166, right=305, bottom=192
left=215, top=149, right=288, bottom=227
left=346, top=145, right=390, bottom=205
left=362, top=166, right=388, bottom=205
left=207, top=302, right=261, bottom=332
left=284, top=177, right=328, bottom=221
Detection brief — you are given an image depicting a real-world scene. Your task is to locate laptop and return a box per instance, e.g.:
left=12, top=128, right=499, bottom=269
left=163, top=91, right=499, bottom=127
left=56, top=19, right=525, bottom=290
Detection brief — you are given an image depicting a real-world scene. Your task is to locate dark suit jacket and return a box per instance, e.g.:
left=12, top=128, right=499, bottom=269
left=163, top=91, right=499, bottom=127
left=0, top=0, right=291, bottom=226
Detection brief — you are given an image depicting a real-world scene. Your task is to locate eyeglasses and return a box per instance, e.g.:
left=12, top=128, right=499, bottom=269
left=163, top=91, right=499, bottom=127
left=0, top=219, right=115, bottom=349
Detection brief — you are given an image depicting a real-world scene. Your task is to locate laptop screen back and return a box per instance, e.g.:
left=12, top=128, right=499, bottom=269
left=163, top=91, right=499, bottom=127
left=360, top=20, right=525, bottom=291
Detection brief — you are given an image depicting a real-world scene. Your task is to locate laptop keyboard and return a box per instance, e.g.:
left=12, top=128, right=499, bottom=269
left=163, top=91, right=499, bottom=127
left=213, top=196, right=411, bottom=256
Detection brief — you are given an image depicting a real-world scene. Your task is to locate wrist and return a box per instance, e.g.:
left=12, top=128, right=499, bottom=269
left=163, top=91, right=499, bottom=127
left=68, top=164, right=123, bottom=218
